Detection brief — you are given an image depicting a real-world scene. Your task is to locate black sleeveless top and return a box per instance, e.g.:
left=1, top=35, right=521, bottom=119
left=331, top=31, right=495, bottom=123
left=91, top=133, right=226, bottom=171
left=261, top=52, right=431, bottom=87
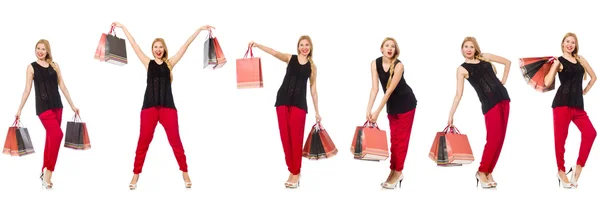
left=142, top=60, right=176, bottom=110
left=274, top=55, right=312, bottom=113
left=375, top=57, right=417, bottom=115
left=551, top=56, right=585, bottom=110
left=461, top=61, right=510, bottom=115
left=32, top=62, right=63, bottom=115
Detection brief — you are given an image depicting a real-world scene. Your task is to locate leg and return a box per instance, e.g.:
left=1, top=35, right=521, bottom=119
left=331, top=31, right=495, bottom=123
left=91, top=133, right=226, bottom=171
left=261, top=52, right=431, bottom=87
left=38, top=108, right=64, bottom=172
left=479, top=103, right=504, bottom=174
left=287, top=106, right=306, bottom=187
left=488, top=100, right=510, bottom=173
left=157, top=107, right=188, bottom=173
left=572, top=108, right=597, bottom=182
left=275, top=106, right=293, bottom=175
left=553, top=107, right=571, bottom=173
left=387, top=109, right=416, bottom=173
left=132, top=108, right=159, bottom=174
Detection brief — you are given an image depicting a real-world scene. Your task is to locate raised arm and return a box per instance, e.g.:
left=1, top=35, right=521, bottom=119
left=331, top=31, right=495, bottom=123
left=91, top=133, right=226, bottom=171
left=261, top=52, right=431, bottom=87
left=309, top=65, right=320, bottom=122
left=112, top=22, right=151, bottom=69
left=448, top=66, right=468, bottom=126
left=366, top=60, right=379, bottom=120
left=15, top=65, right=34, bottom=119
left=168, top=25, right=215, bottom=68
left=372, top=62, right=404, bottom=120
left=482, top=53, right=512, bottom=84
left=544, top=59, right=561, bottom=87
left=54, top=63, right=79, bottom=114
left=249, top=41, right=292, bottom=63
left=580, top=55, right=597, bottom=95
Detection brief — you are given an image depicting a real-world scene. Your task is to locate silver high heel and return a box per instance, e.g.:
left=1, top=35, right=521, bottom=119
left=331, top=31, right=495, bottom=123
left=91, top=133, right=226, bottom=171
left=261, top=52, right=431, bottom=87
left=567, top=166, right=578, bottom=188
left=475, top=172, right=493, bottom=189
left=40, top=172, right=52, bottom=189
left=556, top=173, right=573, bottom=189
left=381, top=174, right=404, bottom=189
left=286, top=175, right=301, bottom=189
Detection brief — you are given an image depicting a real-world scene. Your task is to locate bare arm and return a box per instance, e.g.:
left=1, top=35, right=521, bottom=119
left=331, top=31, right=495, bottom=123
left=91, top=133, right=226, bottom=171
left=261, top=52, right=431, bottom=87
left=169, top=25, right=214, bottom=68
left=373, top=63, right=404, bottom=114
left=580, top=55, right=597, bottom=94
left=113, top=23, right=151, bottom=69
left=54, top=63, right=77, bottom=112
left=482, top=53, right=511, bottom=84
left=544, top=60, right=561, bottom=87
left=448, top=66, right=468, bottom=124
left=15, top=65, right=34, bottom=117
left=366, top=60, right=379, bottom=114
left=310, top=65, right=320, bottom=117
left=253, top=43, right=292, bottom=63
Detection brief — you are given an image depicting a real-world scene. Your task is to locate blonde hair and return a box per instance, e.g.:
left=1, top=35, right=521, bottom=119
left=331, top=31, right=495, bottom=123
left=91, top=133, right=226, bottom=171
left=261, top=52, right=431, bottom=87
left=461, top=37, right=497, bottom=74
left=380, top=37, right=401, bottom=88
left=152, top=38, right=173, bottom=82
left=297, top=35, right=316, bottom=86
left=35, top=39, right=60, bottom=82
left=560, top=32, right=588, bottom=80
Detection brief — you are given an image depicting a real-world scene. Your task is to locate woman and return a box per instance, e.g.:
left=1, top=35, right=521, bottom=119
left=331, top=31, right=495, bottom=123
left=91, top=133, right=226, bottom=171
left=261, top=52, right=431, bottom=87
left=366, top=37, right=417, bottom=189
left=447, top=36, right=511, bottom=189
left=544, top=32, right=597, bottom=189
left=14, top=39, right=80, bottom=189
left=248, top=35, right=321, bottom=189
left=111, top=22, right=214, bottom=190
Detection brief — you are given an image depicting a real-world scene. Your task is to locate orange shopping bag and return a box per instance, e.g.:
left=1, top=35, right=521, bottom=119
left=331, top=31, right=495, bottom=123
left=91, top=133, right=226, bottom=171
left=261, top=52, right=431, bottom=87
left=302, top=122, right=338, bottom=160
left=236, top=47, right=263, bottom=89
left=350, top=121, right=389, bottom=161
left=428, top=125, right=474, bottom=166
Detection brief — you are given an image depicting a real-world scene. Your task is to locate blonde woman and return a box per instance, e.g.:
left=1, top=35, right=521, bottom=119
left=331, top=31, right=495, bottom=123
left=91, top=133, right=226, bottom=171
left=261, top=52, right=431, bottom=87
left=14, top=39, right=80, bottom=189
left=248, top=35, right=321, bottom=189
left=366, top=37, right=417, bottom=189
left=447, top=36, right=511, bottom=189
left=111, top=22, right=214, bottom=190
left=544, top=32, right=597, bottom=189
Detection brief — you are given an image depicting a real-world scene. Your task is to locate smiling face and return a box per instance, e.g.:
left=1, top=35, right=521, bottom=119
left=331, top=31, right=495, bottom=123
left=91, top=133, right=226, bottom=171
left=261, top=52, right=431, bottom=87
left=35, top=43, right=48, bottom=60
left=562, top=35, right=577, bottom=55
left=152, top=41, right=165, bottom=59
left=380, top=39, right=398, bottom=59
left=297, top=39, right=311, bottom=56
left=462, top=41, right=476, bottom=59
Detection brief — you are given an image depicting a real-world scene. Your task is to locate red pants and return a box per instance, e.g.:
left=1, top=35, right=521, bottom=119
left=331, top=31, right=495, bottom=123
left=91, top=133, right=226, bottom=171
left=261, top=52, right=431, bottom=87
left=387, top=108, right=416, bottom=172
left=276, top=105, right=307, bottom=175
left=133, top=107, right=188, bottom=174
left=39, top=108, right=64, bottom=172
left=553, top=106, right=597, bottom=172
left=479, top=100, right=510, bottom=173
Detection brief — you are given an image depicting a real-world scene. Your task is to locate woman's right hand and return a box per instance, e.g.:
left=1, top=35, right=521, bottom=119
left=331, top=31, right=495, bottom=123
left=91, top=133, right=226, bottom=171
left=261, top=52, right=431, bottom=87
left=447, top=117, right=454, bottom=127
left=112, top=21, right=124, bottom=28
left=15, top=110, right=21, bottom=120
left=248, top=41, right=258, bottom=48
left=366, top=111, right=372, bottom=121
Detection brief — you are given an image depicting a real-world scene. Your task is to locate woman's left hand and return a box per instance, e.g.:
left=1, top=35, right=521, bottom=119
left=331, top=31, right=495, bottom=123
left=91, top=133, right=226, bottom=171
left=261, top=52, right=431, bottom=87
left=315, top=114, right=321, bottom=123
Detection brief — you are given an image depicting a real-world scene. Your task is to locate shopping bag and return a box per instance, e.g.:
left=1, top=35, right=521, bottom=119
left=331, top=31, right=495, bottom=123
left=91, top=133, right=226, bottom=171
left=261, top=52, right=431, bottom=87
left=236, top=47, right=263, bottom=89
left=350, top=121, right=389, bottom=161
left=302, top=122, right=338, bottom=160
left=3, top=119, right=34, bottom=157
left=203, top=30, right=226, bottom=69
left=64, top=114, right=91, bottom=150
left=428, top=125, right=474, bottom=166
left=94, top=32, right=107, bottom=61
left=95, top=25, right=127, bottom=65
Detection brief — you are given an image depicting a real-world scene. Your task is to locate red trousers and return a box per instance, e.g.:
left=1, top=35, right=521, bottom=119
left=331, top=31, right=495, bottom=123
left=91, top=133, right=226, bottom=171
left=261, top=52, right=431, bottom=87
left=276, top=105, right=307, bottom=175
left=133, top=107, right=188, bottom=174
left=39, top=108, right=64, bottom=172
left=479, top=100, right=510, bottom=173
left=553, top=106, right=597, bottom=172
left=387, top=108, right=416, bottom=172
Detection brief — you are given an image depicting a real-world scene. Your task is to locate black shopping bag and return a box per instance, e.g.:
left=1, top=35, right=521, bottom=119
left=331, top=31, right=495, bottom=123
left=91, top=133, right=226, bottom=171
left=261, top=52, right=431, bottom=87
left=203, top=34, right=216, bottom=69
left=64, top=115, right=84, bottom=150
left=105, top=33, right=128, bottom=66
left=16, top=126, right=34, bottom=156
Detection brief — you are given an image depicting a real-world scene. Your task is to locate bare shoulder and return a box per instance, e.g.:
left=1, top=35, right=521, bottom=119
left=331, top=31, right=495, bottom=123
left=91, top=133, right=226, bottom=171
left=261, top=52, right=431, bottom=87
left=26, top=64, right=34, bottom=73
left=578, top=55, right=588, bottom=63
left=457, top=65, right=468, bottom=76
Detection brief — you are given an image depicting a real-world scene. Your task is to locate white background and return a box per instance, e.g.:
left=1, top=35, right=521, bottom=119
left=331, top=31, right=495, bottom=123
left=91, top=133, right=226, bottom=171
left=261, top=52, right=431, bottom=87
left=0, top=0, right=597, bottom=208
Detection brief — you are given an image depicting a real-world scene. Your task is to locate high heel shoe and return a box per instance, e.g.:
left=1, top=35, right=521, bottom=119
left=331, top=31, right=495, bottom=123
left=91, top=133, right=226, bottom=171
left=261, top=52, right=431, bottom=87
left=184, top=178, right=192, bottom=188
left=475, top=172, right=493, bottom=189
left=286, top=175, right=301, bottom=189
left=39, top=170, right=52, bottom=189
left=556, top=173, right=573, bottom=189
left=567, top=166, right=578, bottom=188
left=381, top=174, right=404, bottom=189
left=129, top=184, right=137, bottom=190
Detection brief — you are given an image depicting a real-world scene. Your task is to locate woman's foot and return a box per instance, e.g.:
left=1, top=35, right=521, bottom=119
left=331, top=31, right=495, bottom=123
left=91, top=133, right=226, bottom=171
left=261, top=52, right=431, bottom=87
left=284, top=173, right=293, bottom=187
left=41, top=168, right=53, bottom=189
left=475, top=171, right=493, bottom=188
left=183, top=172, right=192, bottom=188
left=129, top=174, right=139, bottom=190
left=486, top=173, right=497, bottom=187
left=557, top=170, right=573, bottom=189
left=568, top=165, right=582, bottom=188
left=286, top=174, right=301, bottom=189
left=381, top=171, right=403, bottom=189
